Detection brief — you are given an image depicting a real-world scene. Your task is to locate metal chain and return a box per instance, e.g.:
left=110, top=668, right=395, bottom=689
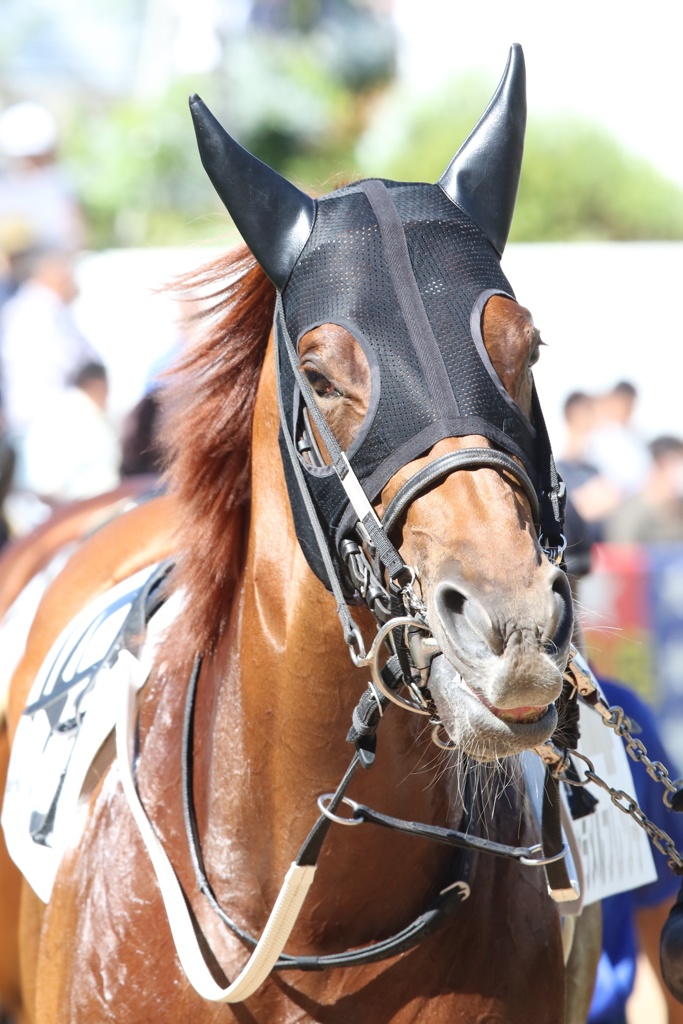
left=593, top=702, right=680, bottom=808
left=536, top=645, right=683, bottom=874
left=565, top=749, right=683, bottom=874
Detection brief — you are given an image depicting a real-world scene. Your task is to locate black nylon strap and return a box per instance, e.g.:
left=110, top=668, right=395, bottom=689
left=295, top=755, right=360, bottom=867
left=359, top=179, right=458, bottom=416
left=275, top=296, right=408, bottom=584
left=531, top=384, right=566, bottom=543
left=347, top=802, right=553, bottom=863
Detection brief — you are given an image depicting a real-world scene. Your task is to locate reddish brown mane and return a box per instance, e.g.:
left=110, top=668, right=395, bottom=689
left=161, top=243, right=275, bottom=658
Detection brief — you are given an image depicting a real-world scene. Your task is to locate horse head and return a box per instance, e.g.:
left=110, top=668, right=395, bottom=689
left=189, top=44, right=573, bottom=762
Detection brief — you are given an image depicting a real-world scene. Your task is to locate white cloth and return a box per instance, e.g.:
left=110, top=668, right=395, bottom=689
left=0, top=164, right=83, bottom=252
left=22, top=387, right=120, bottom=501
left=0, top=281, right=99, bottom=438
left=583, top=423, right=652, bottom=496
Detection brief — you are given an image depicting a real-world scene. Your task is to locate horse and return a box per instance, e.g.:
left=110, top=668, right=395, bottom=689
left=4, top=45, right=600, bottom=1023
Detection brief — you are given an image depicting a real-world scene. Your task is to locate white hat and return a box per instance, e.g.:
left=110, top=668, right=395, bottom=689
left=0, top=101, right=59, bottom=158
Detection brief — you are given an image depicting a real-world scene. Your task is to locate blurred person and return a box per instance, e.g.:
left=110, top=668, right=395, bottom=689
left=606, top=435, right=683, bottom=544
left=557, top=390, right=621, bottom=540
left=22, top=362, right=119, bottom=505
left=583, top=381, right=652, bottom=498
left=0, top=248, right=100, bottom=451
left=588, top=675, right=683, bottom=1024
left=558, top=390, right=597, bottom=483
left=565, top=503, right=683, bottom=1024
left=119, top=294, right=205, bottom=479
left=0, top=409, right=15, bottom=548
left=0, top=100, right=86, bottom=259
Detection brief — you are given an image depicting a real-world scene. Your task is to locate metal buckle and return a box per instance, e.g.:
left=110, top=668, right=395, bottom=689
left=518, top=842, right=569, bottom=868
left=539, top=533, right=567, bottom=566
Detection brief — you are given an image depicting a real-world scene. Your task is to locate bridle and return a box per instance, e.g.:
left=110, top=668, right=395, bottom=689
left=107, top=279, right=578, bottom=1004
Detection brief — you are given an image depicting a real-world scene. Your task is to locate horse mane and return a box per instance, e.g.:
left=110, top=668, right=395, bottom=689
left=160, top=243, right=275, bottom=661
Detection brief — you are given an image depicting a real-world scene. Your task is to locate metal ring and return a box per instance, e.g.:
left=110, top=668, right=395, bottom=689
left=431, top=723, right=457, bottom=750
left=518, top=842, right=569, bottom=867
left=316, top=794, right=363, bottom=827
left=366, top=617, right=434, bottom=716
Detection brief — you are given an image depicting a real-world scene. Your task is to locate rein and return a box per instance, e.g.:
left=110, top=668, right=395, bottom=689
left=178, top=648, right=566, bottom=977
left=181, top=658, right=472, bottom=973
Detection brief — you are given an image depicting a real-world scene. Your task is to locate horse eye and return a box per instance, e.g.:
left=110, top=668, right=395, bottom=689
left=303, top=367, right=343, bottom=399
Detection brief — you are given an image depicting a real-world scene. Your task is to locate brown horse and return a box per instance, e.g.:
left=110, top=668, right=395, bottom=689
left=6, top=46, right=600, bottom=1023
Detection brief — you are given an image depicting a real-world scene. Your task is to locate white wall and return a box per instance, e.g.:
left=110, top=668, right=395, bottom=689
left=503, top=242, right=682, bottom=453
left=73, top=242, right=683, bottom=449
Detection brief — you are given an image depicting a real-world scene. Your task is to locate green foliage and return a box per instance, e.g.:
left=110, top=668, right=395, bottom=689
left=357, top=78, right=683, bottom=242
left=515, top=117, right=683, bottom=241
left=59, top=22, right=389, bottom=247
left=60, top=65, right=683, bottom=248
left=61, top=79, right=228, bottom=248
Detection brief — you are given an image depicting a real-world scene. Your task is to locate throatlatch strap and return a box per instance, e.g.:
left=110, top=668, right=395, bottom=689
left=531, top=385, right=566, bottom=544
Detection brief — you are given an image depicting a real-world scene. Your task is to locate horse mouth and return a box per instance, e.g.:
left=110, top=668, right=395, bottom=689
left=427, top=653, right=558, bottom=756
left=459, top=680, right=548, bottom=725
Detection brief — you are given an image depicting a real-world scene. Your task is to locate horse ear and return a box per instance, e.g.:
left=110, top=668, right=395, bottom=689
left=189, top=95, right=316, bottom=290
left=438, top=44, right=526, bottom=256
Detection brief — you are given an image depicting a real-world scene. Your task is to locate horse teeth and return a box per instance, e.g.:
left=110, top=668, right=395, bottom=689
left=498, top=708, right=545, bottom=725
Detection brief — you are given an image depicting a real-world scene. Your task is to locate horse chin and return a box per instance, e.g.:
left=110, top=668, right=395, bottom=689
left=428, top=653, right=558, bottom=760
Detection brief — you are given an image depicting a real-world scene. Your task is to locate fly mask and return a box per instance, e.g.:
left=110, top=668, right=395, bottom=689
left=189, top=44, right=565, bottom=612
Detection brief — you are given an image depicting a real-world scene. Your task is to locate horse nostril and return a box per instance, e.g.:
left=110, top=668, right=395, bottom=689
left=435, top=583, right=501, bottom=659
left=545, top=571, right=573, bottom=655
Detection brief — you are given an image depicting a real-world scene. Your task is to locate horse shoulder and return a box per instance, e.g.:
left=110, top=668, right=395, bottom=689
left=6, top=493, right=177, bottom=742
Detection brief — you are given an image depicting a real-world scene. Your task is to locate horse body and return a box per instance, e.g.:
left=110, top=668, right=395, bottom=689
left=20, top=335, right=567, bottom=1024
left=0, top=477, right=158, bottom=624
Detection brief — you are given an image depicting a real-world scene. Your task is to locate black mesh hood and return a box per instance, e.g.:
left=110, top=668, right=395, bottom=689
left=276, top=178, right=541, bottom=586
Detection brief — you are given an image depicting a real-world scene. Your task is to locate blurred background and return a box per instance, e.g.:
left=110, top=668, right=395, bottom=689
left=1, top=0, right=683, bottom=726
left=1, top=9, right=683, bottom=699
left=1, top=3, right=683, bottom=1019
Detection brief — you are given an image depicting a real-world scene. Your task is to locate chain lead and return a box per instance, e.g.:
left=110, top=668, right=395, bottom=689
left=535, top=647, right=683, bottom=875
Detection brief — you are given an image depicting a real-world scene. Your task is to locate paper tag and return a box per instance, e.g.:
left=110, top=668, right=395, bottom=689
left=572, top=701, right=657, bottom=905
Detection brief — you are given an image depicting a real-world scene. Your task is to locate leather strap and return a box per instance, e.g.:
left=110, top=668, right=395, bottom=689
left=382, top=448, right=540, bottom=537
left=345, top=800, right=560, bottom=865
left=115, top=650, right=317, bottom=1002
left=181, top=655, right=472, bottom=973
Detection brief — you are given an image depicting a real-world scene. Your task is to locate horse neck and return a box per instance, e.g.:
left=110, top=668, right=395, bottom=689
left=192, top=340, right=463, bottom=939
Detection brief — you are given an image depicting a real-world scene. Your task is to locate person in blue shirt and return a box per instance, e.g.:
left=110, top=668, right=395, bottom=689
left=587, top=677, right=683, bottom=1023
left=564, top=499, right=683, bottom=1023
